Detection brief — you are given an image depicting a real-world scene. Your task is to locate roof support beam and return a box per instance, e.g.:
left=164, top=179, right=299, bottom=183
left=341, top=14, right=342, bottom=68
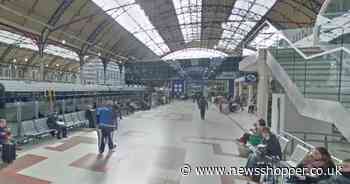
left=27, top=52, right=38, bottom=65
left=0, top=3, right=128, bottom=62
left=80, top=19, right=111, bottom=56
left=39, top=0, right=74, bottom=51
left=52, top=3, right=134, bottom=32
left=0, top=45, right=14, bottom=62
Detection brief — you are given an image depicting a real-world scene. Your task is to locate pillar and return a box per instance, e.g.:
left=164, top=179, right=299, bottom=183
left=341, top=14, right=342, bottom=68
left=248, top=85, right=254, bottom=103
left=257, top=49, right=271, bottom=121
left=79, top=55, right=85, bottom=84
left=234, top=81, right=239, bottom=97
left=38, top=40, right=46, bottom=81
left=101, top=58, right=108, bottom=85
left=39, top=58, right=45, bottom=81
left=238, top=82, right=243, bottom=97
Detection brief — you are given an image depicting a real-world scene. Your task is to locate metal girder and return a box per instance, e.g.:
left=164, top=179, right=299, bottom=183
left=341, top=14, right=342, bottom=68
left=53, top=3, right=134, bottom=32
left=58, top=1, right=89, bottom=34
left=48, top=0, right=74, bottom=26
left=0, top=2, right=129, bottom=63
left=221, top=0, right=257, bottom=50
left=48, top=56, right=60, bottom=67
left=277, top=0, right=316, bottom=21
left=39, top=0, right=74, bottom=55
left=287, top=0, right=321, bottom=15
left=80, top=19, right=110, bottom=55
left=80, top=19, right=111, bottom=56
left=132, top=21, right=254, bottom=35
left=0, top=45, right=14, bottom=62
left=27, top=52, right=38, bottom=65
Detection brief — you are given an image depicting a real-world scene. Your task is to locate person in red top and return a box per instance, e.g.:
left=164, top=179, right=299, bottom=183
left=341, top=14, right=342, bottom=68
left=0, top=119, right=11, bottom=145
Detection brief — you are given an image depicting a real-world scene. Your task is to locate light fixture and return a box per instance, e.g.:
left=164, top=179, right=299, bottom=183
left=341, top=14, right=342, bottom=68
left=13, top=58, right=17, bottom=63
left=56, top=64, right=60, bottom=67
left=62, top=40, right=66, bottom=44
left=24, top=58, right=28, bottom=62
left=98, top=52, right=101, bottom=57
left=45, top=64, right=49, bottom=67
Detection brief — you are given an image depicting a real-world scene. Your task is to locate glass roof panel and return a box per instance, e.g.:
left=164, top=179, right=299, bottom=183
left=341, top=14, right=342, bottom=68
left=172, top=0, right=202, bottom=43
left=0, top=30, right=79, bottom=61
left=216, top=0, right=277, bottom=51
left=0, top=30, right=38, bottom=51
left=45, top=45, right=79, bottom=61
left=92, top=0, right=170, bottom=56
left=243, top=48, right=256, bottom=56
left=249, top=23, right=282, bottom=49
left=162, top=48, right=227, bottom=60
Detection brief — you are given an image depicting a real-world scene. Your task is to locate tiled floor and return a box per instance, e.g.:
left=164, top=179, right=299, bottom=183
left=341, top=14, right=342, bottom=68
left=0, top=101, right=259, bottom=184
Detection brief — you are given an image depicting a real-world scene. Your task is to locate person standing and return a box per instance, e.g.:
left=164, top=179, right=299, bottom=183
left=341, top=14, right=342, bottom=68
left=96, top=102, right=116, bottom=154
left=0, top=119, right=11, bottom=145
left=197, top=96, right=209, bottom=120
left=0, top=119, right=16, bottom=163
left=111, top=102, right=122, bottom=146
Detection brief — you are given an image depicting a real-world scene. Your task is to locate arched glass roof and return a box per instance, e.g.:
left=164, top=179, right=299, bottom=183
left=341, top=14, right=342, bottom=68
left=162, top=48, right=228, bottom=60
left=216, top=0, right=277, bottom=51
left=91, top=0, right=277, bottom=57
left=92, top=0, right=170, bottom=56
left=0, top=29, right=79, bottom=61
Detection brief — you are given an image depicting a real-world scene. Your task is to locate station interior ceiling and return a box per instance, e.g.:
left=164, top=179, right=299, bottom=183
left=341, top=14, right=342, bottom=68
left=0, top=0, right=324, bottom=75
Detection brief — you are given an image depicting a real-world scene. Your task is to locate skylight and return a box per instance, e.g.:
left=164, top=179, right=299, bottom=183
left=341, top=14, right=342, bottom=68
left=172, top=0, right=202, bottom=43
left=0, top=30, right=38, bottom=51
left=243, top=48, right=256, bottom=56
left=0, top=30, right=79, bottom=61
left=216, top=0, right=277, bottom=51
left=92, top=0, right=170, bottom=56
left=249, top=24, right=282, bottom=48
left=45, top=45, right=79, bottom=61
left=162, top=48, right=227, bottom=60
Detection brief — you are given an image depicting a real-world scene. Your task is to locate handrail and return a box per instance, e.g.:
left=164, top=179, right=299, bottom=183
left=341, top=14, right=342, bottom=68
left=266, top=50, right=350, bottom=141
left=281, top=130, right=343, bottom=164
left=287, top=131, right=344, bottom=138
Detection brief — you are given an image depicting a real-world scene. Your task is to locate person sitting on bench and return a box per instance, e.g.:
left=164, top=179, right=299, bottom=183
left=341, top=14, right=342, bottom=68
left=47, top=113, right=67, bottom=139
left=285, top=147, right=336, bottom=184
left=319, top=158, right=350, bottom=184
left=237, top=118, right=266, bottom=145
left=245, top=127, right=282, bottom=182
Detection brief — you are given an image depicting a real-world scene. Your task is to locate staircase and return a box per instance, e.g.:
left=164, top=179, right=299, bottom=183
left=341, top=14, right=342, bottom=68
left=266, top=47, right=350, bottom=141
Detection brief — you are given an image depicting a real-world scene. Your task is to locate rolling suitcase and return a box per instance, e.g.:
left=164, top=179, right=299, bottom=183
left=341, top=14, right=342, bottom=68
left=2, top=143, right=16, bottom=163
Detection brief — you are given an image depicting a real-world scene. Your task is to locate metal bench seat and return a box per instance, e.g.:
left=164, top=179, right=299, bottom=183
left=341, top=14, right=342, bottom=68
left=281, top=144, right=309, bottom=168
left=71, top=112, right=85, bottom=127
left=21, top=120, right=42, bottom=138
left=63, top=114, right=75, bottom=128
left=278, top=135, right=291, bottom=160
left=77, top=111, right=89, bottom=127
left=34, top=118, right=56, bottom=136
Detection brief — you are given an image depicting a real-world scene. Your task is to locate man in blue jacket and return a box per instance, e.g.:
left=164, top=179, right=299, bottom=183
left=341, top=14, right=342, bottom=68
left=96, top=102, right=116, bottom=154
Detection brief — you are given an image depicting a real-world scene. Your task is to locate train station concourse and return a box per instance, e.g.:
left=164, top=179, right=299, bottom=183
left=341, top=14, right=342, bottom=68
left=0, top=0, right=350, bottom=184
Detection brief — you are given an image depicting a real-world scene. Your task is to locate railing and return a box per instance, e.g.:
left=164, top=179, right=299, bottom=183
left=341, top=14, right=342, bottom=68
left=281, top=130, right=343, bottom=164
left=286, top=130, right=348, bottom=149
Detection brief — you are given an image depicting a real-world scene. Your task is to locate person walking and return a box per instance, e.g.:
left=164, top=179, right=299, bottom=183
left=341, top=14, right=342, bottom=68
left=111, top=102, right=122, bottom=146
left=197, top=96, right=209, bottom=120
left=96, top=102, right=116, bottom=154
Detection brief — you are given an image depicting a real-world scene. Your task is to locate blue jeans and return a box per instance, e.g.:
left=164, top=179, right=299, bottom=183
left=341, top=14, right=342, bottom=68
left=99, top=127, right=114, bottom=153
